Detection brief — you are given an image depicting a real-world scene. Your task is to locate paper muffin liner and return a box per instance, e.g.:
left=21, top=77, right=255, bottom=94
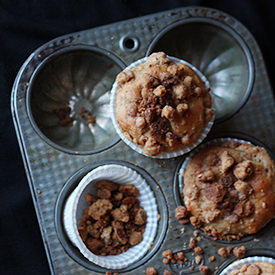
left=110, top=55, right=215, bottom=159
left=63, top=164, right=158, bottom=269
left=178, top=137, right=252, bottom=194
left=220, top=256, right=275, bottom=275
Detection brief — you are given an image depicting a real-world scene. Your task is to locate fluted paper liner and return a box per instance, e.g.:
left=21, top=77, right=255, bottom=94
left=63, top=164, right=158, bottom=269
left=220, top=256, right=275, bottom=275
left=110, top=56, right=215, bottom=159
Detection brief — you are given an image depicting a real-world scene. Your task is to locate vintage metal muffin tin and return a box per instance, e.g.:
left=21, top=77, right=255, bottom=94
left=11, top=6, right=275, bottom=275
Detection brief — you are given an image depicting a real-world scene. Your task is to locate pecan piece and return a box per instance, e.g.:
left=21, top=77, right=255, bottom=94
left=129, top=231, right=142, bottom=246
left=233, top=161, right=254, bottom=180
left=88, top=199, right=113, bottom=220
left=135, top=207, right=147, bottom=225
left=204, top=183, right=226, bottom=203
left=220, top=151, right=235, bottom=173
left=96, top=180, right=118, bottom=191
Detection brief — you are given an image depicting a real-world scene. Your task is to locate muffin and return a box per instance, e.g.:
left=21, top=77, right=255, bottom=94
left=114, top=52, right=214, bottom=156
left=227, top=261, right=275, bottom=275
left=183, top=140, right=275, bottom=240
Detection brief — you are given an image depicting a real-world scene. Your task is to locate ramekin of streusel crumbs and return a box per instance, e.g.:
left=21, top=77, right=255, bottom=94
left=63, top=164, right=158, bottom=269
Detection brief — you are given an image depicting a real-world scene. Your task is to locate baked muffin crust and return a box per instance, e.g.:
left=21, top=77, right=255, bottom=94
left=183, top=141, right=275, bottom=240
left=115, top=52, right=214, bottom=156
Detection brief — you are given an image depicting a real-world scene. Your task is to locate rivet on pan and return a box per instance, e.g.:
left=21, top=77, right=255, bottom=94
left=119, top=35, right=140, bottom=52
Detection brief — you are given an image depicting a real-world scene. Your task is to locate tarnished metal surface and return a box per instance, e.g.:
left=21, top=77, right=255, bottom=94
left=11, top=6, right=275, bottom=275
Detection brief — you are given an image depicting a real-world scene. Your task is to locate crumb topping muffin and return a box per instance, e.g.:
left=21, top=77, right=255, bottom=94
left=228, top=261, right=275, bottom=275
left=183, top=141, right=275, bottom=241
left=115, top=52, right=214, bottom=156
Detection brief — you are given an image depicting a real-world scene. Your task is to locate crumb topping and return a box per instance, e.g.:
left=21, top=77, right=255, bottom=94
left=78, top=181, right=146, bottom=255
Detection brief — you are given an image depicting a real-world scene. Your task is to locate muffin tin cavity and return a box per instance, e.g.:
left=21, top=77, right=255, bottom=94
left=27, top=46, right=125, bottom=154
left=147, top=18, right=254, bottom=122
left=55, top=160, right=168, bottom=273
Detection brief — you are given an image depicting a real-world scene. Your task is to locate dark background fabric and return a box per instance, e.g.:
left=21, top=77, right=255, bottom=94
left=0, top=1, right=274, bottom=274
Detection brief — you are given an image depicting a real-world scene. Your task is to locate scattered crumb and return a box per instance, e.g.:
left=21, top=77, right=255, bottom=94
left=157, top=214, right=161, bottom=221
left=226, top=246, right=232, bottom=255
left=180, top=228, right=185, bottom=234
left=163, top=270, right=173, bottom=275
left=145, top=267, right=157, bottom=275
left=233, top=246, right=246, bottom=258
left=189, top=237, right=196, bottom=249
left=175, top=205, right=189, bottom=224
left=79, top=107, right=96, bottom=126
left=195, top=255, right=202, bottom=264
left=194, top=246, right=203, bottom=254
left=217, top=247, right=229, bottom=258
left=163, top=258, right=170, bottom=264
left=199, top=265, right=210, bottom=275
left=54, top=107, right=76, bottom=127
left=148, top=242, right=154, bottom=250
left=26, top=82, right=29, bottom=87
left=177, top=252, right=185, bottom=261
left=162, top=249, right=187, bottom=265
left=37, top=189, right=41, bottom=194
left=162, top=250, right=173, bottom=259
left=208, top=256, right=215, bottom=262
left=197, top=236, right=202, bottom=242
left=193, top=230, right=199, bottom=237
left=86, top=115, right=96, bottom=126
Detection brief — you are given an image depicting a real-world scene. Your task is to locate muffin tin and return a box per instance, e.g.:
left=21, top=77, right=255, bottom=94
left=11, top=6, right=275, bottom=275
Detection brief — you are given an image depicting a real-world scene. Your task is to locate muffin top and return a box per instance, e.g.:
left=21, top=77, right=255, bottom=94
left=183, top=141, right=275, bottom=241
left=115, top=52, right=214, bottom=156
left=228, top=261, right=275, bottom=275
